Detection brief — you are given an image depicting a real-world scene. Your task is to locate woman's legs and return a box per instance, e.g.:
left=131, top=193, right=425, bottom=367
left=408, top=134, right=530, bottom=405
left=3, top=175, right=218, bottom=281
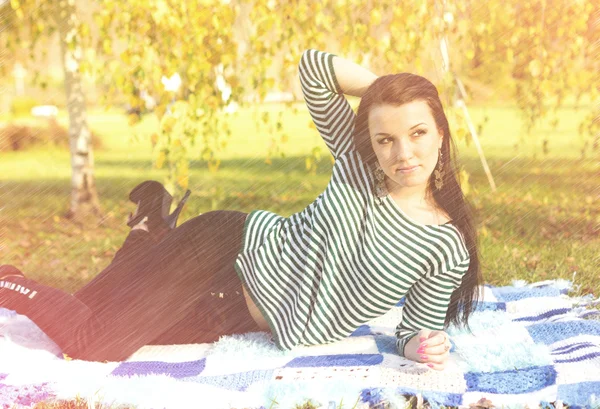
left=73, top=228, right=155, bottom=312
left=0, top=210, right=259, bottom=361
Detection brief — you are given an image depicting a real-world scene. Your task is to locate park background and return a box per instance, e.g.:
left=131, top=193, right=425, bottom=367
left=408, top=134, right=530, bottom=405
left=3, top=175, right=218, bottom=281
left=0, top=0, right=598, bottom=374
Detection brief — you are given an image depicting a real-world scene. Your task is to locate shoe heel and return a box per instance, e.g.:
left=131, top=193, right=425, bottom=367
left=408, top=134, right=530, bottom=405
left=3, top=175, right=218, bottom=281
left=166, top=189, right=191, bottom=229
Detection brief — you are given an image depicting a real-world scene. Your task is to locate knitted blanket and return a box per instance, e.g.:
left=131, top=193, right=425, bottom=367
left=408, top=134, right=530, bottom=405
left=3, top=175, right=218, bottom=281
left=1, top=279, right=599, bottom=409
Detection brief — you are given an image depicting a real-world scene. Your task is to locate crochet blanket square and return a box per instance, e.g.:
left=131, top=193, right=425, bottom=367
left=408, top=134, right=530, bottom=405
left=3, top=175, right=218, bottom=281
left=0, top=279, right=599, bottom=409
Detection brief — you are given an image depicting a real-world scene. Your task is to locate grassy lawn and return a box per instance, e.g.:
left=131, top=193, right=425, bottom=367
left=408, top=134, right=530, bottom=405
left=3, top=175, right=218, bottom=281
left=0, top=99, right=598, bottom=408
left=1, top=100, right=597, bottom=295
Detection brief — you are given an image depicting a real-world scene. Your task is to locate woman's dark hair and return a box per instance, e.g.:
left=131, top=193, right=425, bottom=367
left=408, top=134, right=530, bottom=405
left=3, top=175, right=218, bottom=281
left=354, top=73, right=482, bottom=330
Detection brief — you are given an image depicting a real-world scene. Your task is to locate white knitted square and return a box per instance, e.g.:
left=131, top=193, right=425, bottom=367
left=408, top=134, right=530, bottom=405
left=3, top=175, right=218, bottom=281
left=505, top=296, right=574, bottom=316
left=377, top=353, right=466, bottom=393
left=128, top=343, right=214, bottom=363
left=480, top=285, right=497, bottom=302
left=552, top=334, right=600, bottom=385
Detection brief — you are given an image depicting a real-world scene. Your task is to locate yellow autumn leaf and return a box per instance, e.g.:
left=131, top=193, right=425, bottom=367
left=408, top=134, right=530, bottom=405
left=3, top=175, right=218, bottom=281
left=528, top=59, right=542, bottom=77
left=177, top=173, right=189, bottom=189
left=162, top=116, right=176, bottom=133
left=156, top=151, right=166, bottom=169
left=459, top=169, right=470, bottom=196
left=371, top=9, right=382, bottom=25
left=128, top=114, right=140, bottom=126
left=305, top=157, right=313, bottom=171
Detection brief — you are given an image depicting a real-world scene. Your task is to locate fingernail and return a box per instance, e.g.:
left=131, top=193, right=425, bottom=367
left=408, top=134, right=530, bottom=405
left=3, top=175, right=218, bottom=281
left=420, top=343, right=427, bottom=348
left=420, top=355, right=428, bottom=360
left=417, top=348, right=424, bottom=354
left=420, top=337, right=427, bottom=342
left=427, top=363, right=434, bottom=368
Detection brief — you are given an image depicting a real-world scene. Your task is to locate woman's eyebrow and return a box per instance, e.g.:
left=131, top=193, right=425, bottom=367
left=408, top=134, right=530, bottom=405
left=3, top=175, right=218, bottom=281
left=409, top=122, right=426, bottom=130
left=375, top=123, right=427, bottom=137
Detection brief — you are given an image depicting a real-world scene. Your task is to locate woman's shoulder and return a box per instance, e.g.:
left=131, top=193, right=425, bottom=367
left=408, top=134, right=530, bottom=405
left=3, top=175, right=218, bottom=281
left=333, top=150, right=370, bottom=173
left=330, top=150, right=374, bottom=194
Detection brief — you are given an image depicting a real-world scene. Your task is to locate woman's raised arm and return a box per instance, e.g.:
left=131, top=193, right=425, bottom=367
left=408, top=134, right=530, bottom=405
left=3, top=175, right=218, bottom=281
left=299, top=49, right=377, bottom=160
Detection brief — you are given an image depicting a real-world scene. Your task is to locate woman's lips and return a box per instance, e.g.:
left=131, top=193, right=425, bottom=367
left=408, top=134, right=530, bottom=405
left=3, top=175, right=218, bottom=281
left=396, top=165, right=419, bottom=173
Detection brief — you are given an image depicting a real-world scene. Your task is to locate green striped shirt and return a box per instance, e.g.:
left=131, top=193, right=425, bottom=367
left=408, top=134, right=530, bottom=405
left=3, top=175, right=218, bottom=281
left=234, top=49, right=470, bottom=357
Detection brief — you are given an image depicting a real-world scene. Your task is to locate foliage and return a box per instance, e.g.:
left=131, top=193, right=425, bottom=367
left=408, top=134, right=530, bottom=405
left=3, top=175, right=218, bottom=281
left=84, top=0, right=599, bottom=198
left=1, top=0, right=598, bottom=200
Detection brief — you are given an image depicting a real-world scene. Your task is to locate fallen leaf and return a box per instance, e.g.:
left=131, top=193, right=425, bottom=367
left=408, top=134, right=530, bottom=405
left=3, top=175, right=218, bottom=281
left=470, top=397, right=494, bottom=409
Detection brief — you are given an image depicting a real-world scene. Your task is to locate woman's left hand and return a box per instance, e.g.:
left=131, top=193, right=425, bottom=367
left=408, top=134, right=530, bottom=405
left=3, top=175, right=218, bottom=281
left=415, top=329, right=452, bottom=371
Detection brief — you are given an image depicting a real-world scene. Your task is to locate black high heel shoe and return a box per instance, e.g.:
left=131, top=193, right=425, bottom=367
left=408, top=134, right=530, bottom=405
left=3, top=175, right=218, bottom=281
left=127, top=181, right=191, bottom=231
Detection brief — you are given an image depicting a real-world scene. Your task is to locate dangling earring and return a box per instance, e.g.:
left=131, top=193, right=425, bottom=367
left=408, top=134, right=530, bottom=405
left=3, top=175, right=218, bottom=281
left=373, top=161, right=388, bottom=203
left=434, top=148, right=445, bottom=191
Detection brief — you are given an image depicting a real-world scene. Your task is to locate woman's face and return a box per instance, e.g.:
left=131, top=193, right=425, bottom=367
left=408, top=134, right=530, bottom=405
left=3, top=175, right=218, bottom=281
left=368, top=100, right=444, bottom=195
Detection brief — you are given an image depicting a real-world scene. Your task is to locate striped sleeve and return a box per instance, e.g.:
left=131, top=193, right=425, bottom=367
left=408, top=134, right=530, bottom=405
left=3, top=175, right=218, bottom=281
left=395, top=257, right=470, bottom=357
left=299, top=49, right=356, bottom=159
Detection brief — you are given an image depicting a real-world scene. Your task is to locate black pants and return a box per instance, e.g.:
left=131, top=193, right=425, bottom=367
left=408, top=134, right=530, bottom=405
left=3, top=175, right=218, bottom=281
left=0, top=210, right=261, bottom=361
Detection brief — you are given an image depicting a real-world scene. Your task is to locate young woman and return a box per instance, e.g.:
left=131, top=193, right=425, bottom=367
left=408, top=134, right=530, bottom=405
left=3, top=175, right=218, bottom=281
left=0, top=49, right=481, bottom=370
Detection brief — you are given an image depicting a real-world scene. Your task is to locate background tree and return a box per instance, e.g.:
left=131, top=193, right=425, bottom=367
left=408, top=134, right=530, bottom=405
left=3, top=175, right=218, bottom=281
left=1, top=0, right=101, bottom=220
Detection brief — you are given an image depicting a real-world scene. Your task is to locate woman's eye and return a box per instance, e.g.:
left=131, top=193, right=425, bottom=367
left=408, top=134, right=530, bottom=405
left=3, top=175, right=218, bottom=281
left=378, top=138, right=390, bottom=144
left=414, top=129, right=426, bottom=137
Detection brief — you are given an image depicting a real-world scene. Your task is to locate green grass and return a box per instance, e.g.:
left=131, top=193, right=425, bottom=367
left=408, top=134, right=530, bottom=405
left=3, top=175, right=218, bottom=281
left=1, top=100, right=599, bottom=409
left=1, top=101, right=597, bottom=294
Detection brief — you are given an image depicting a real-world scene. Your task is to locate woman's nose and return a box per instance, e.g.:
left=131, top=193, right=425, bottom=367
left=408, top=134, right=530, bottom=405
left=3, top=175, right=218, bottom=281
left=393, top=138, right=414, bottom=160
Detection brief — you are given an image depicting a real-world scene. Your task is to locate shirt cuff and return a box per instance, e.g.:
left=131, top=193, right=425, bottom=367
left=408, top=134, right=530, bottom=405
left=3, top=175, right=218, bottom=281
left=396, top=331, right=419, bottom=357
left=324, top=52, right=343, bottom=94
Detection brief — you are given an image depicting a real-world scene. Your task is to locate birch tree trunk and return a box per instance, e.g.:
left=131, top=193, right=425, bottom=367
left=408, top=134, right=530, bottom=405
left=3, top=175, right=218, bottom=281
left=54, top=0, right=101, bottom=220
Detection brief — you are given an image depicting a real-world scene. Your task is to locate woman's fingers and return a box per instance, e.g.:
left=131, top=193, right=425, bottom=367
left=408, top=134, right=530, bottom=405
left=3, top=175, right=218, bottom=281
left=424, top=360, right=447, bottom=371
left=418, top=347, right=450, bottom=366
left=426, top=331, right=448, bottom=347
left=422, top=350, right=449, bottom=365
left=413, top=330, right=453, bottom=370
left=419, top=331, right=451, bottom=353
left=424, top=342, right=450, bottom=356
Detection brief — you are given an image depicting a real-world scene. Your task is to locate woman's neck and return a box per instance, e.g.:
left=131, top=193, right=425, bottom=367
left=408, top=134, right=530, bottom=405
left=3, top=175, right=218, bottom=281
left=385, top=178, right=430, bottom=206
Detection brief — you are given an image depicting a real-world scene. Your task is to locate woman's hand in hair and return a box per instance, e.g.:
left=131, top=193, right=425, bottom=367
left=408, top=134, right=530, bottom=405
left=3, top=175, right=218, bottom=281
left=404, top=329, right=452, bottom=371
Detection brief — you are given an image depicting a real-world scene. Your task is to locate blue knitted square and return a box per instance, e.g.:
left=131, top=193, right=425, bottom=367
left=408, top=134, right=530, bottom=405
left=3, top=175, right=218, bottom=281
left=284, top=354, right=383, bottom=368
left=192, top=368, right=274, bottom=391
left=557, top=382, right=600, bottom=408
left=111, top=358, right=206, bottom=378
left=492, top=286, right=562, bottom=302
left=527, top=321, right=600, bottom=345
left=465, top=365, right=557, bottom=394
